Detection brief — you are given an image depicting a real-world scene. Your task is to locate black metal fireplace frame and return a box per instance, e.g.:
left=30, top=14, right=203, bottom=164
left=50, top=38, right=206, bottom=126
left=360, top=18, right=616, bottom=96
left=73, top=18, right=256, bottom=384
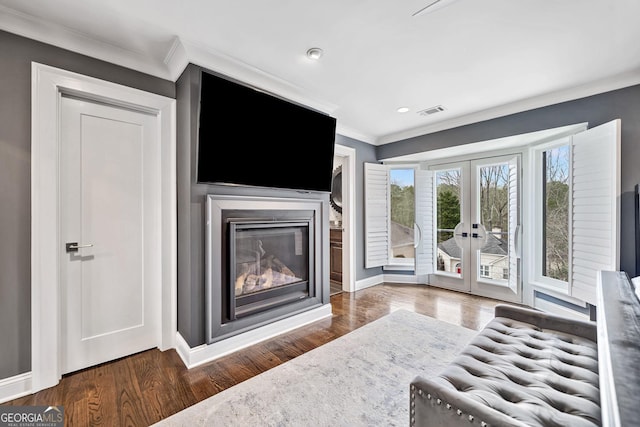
left=227, top=219, right=315, bottom=320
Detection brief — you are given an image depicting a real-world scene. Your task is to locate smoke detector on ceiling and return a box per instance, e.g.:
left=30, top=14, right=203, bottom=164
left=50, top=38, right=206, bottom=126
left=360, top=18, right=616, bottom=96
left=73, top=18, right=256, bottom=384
left=417, top=105, right=446, bottom=116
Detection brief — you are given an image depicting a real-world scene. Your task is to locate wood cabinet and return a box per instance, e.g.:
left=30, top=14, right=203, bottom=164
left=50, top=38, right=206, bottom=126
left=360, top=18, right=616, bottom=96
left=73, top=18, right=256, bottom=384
left=330, top=228, right=343, bottom=283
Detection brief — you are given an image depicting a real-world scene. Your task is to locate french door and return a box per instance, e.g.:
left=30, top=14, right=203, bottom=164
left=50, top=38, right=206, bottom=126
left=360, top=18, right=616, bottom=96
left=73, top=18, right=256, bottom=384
left=429, top=154, right=521, bottom=303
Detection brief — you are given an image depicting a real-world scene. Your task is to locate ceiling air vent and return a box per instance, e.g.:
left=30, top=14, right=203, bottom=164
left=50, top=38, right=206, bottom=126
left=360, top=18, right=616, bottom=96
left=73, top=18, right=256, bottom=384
left=417, top=105, right=445, bottom=116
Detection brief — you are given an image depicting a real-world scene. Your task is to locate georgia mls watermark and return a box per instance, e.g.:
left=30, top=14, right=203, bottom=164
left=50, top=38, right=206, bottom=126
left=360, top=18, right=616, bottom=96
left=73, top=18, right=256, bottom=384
left=0, top=406, right=63, bottom=427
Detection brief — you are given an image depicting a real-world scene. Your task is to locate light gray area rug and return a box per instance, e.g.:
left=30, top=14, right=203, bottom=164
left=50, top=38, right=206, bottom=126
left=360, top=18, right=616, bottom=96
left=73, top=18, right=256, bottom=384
left=154, top=309, right=477, bottom=427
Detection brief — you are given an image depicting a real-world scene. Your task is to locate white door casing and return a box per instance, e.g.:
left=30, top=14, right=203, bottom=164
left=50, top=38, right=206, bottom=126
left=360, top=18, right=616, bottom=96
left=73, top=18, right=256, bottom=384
left=31, top=63, right=176, bottom=392
left=334, top=144, right=356, bottom=293
left=59, top=97, right=160, bottom=374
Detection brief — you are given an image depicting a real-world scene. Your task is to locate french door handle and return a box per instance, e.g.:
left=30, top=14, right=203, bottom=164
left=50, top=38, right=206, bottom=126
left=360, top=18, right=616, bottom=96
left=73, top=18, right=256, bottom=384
left=413, top=223, right=422, bottom=249
left=66, top=242, right=94, bottom=253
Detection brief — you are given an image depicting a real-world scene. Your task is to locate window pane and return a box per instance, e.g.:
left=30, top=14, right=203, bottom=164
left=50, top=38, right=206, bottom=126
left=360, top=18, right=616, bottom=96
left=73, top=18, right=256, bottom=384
left=478, top=163, right=509, bottom=282
left=390, top=169, right=415, bottom=259
left=543, top=146, right=569, bottom=282
left=435, top=169, right=461, bottom=274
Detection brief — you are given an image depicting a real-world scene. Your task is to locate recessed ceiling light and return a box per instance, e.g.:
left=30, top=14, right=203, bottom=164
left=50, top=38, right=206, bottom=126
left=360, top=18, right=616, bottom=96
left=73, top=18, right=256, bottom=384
left=306, top=47, right=323, bottom=60
left=397, top=107, right=410, bottom=113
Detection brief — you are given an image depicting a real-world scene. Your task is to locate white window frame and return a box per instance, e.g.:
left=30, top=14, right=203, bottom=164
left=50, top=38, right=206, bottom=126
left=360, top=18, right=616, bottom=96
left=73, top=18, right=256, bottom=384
left=364, top=162, right=422, bottom=272
left=531, top=137, right=572, bottom=294
left=528, top=120, right=620, bottom=306
left=366, top=121, right=618, bottom=308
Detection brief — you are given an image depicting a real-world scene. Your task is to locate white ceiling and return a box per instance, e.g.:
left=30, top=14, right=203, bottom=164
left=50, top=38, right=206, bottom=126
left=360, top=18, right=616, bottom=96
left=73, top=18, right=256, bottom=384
left=2, top=0, right=639, bottom=145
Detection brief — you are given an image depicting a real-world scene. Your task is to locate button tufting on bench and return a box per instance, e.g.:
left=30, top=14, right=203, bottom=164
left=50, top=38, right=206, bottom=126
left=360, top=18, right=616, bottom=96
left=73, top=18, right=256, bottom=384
left=410, top=304, right=600, bottom=427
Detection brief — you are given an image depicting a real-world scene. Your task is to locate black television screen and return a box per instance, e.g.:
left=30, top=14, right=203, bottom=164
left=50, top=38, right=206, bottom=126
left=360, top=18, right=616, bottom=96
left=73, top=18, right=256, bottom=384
left=197, top=70, right=337, bottom=192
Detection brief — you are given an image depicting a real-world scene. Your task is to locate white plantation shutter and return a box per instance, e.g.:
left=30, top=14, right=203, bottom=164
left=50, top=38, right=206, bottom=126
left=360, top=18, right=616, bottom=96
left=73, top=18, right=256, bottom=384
left=415, top=168, right=434, bottom=280
left=570, top=119, right=620, bottom=305
left=508, top=156, right=520, bottom=293
left=365, top=162, right=389, bottom=268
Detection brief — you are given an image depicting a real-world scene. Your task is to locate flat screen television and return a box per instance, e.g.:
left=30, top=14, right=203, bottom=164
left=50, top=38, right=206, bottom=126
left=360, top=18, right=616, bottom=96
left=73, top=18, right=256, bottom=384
left=197, top=70, right=337, bottom=192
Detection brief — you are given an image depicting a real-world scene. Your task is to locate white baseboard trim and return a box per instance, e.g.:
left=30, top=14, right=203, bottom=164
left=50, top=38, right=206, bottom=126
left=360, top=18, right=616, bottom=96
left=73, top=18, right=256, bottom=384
left=175, top=304, right=333, bottom=369
left=355, top=274, right=384, bottom=291
left=0, top=372, right=32, bottom=404
left=355, top=274, right=421, bottom=291
left=383, top=274, right=420, bottom=284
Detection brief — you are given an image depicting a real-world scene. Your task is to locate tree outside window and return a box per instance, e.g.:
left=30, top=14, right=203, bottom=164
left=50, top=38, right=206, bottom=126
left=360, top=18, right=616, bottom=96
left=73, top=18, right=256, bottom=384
left=436, top=170, right=461, bottom=243
left=389, top=169, right=415, bottom=259
left=542, top=146, right=570, bottom=282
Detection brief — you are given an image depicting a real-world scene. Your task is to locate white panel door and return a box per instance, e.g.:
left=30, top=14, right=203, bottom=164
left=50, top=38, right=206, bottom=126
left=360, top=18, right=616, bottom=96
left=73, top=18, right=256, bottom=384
left=60, top=96, right=160, bottom=374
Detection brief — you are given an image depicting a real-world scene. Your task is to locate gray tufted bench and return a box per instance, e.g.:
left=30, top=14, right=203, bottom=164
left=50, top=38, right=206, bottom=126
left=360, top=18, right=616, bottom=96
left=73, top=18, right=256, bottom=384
left=410, top=304, right=600, bottom=427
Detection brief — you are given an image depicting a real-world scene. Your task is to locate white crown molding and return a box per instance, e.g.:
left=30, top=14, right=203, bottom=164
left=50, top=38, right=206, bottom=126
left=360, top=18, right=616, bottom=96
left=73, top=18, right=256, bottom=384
left=3, top=4, right=640, bottom=147
left=178, top=39, right=339, bottom=117
left=1, top=8, right=364, bottom=142
left=0, top=7, right=339, bottom=120
left=163, top=36, right=189, bottom=81
left=0, top=4, right=173, bottom=80
left=336, top=123, right=376, bottom=145
left=377, top=69, right=640, bottom=145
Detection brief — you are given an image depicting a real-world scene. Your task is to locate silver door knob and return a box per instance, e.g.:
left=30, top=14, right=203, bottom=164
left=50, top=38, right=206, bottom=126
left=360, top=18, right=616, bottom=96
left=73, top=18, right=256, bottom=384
left=66, top=242, right=94, bottom=253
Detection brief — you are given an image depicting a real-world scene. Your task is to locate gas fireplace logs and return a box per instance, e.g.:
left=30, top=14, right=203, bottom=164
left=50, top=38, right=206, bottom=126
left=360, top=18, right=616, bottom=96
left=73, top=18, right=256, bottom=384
left=235, top=255, right=300, bottom=296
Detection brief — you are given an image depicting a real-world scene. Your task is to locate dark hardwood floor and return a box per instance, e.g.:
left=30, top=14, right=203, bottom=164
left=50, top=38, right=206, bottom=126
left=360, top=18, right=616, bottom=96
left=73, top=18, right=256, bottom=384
left=5, top=283, right=503, bottom=426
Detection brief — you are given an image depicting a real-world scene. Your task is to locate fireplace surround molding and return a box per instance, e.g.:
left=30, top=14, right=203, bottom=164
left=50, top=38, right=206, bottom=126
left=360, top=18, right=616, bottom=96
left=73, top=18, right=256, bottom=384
left=201, top=193, right=332, bottom=351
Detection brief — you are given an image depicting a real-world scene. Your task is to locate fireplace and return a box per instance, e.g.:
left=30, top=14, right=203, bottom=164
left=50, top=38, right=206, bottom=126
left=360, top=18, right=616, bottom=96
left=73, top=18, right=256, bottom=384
left=229, top=217, right=312, bottom=319
left=206, top=194, right=327, bottom=344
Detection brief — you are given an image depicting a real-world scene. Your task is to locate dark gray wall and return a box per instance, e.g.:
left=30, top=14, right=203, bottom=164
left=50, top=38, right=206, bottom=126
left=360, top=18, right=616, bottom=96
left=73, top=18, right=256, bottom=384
left=175, top=63, right=202, bottom=348
left=377, top=85, right=640, bottom=276
left=0, top=30, right=174, bottom=380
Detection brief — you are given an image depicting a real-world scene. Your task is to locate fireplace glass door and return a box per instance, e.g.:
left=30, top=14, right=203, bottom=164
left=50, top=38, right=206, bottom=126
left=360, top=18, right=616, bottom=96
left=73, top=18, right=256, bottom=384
left=230, top=221, right=311, bottom=319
